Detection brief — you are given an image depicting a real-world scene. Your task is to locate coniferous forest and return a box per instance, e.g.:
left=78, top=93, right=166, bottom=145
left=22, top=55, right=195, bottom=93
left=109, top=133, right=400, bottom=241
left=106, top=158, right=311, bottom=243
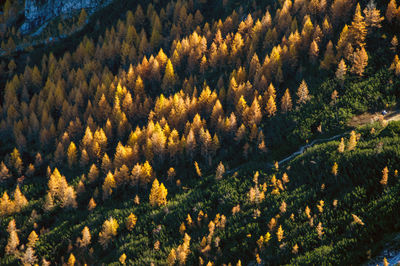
left=1, top=0, right=400, bottom=264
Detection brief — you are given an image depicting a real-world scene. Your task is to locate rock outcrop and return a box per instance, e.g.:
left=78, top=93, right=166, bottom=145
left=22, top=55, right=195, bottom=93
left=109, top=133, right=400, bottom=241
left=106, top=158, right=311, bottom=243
left=21, top=0, right=104, bottom=34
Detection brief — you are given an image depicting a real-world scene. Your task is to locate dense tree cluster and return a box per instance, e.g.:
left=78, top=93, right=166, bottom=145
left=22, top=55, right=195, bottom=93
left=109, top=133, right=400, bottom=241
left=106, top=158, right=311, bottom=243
left=0, top=0, right=399, bottom=264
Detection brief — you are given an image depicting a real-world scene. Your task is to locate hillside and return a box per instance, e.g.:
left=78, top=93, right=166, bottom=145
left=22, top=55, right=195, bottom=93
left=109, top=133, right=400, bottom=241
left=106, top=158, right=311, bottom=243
left=1, top=0, right=400, bottom=264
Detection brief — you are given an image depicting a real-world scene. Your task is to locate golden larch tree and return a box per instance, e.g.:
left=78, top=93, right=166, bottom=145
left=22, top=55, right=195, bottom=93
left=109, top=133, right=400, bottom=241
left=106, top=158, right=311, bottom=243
left=276, top=225, right=284, bottom=242
left=68, top=253, right=76, bottom=266
left=296, top=80, right=310, bottom=105
left=149, top=178, right=168, bottom=207
left=320, top=41, right=336, bottom=70
left=119, top=253, right=127, bottom=264
left=167, top=248, right=177, bottom=265
left=126, top=213, right=137, bottom=231
left=364, top=2, right=384, bottom=29
left=332, top=162, right=338, bottom=176
left=380, top=166, right=389, bottom=187
left=98, top=217, right=119, bottom=249
left=13, top=185, right=28, bottom=212
left=88, top=197, right=96, bottom=211
left=338, top=137, right=345, bottom=152
left=162, top=59, right=177, bottom=92
left=27, top=230, right=38, bottom=248
left=102, top=171, right=116, bottom=200
left=351, top=47, right=368, bottom=76
left=386, top=0, right=398, bottom=23
left=347, top=131, right=357, bottom=151
left=79, top=226, right=91, bottom=248
left=281, top=89, right=293, bottom=113
left=336, top=59, right=347, bottom=83
left=266, top=96, right=277, bottom=117
left=67, top=142, right=77, bottom=168
left=349, top=3, right=367, bottom=48
left=5, top=219, right=19, bottom=255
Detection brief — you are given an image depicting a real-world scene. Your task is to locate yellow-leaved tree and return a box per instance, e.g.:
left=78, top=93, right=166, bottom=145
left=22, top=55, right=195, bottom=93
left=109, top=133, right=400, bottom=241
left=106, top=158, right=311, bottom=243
left=99, top=217, right=119, bottom=249
left=149, top=178, right=168, bottom=207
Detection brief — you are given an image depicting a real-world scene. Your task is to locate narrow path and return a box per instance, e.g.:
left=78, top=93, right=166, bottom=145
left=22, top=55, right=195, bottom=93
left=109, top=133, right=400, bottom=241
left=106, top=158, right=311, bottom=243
left=225, top=132, right=347, bottom=175
left=277, top=132, right=347, bottom=166
left=226, top=111, right=400, bottom=175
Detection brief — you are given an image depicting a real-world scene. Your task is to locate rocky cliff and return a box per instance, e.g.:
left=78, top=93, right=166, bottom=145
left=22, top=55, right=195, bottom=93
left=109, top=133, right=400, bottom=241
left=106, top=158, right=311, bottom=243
left=21, top=0, right=104, bottom=34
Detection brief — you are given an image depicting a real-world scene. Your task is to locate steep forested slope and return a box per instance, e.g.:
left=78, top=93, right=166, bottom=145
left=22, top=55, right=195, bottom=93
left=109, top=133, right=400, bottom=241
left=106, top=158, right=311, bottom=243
left=0, top=0, right=400, bottom=264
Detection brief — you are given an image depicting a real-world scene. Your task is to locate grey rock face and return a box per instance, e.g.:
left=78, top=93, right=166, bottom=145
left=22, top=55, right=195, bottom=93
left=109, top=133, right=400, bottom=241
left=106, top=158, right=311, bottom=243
left=21, top=0, right=103, bottom=34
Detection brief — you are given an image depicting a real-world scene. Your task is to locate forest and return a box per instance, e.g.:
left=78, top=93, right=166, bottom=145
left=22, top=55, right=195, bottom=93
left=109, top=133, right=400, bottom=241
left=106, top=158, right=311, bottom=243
left=0, top=0, right=400, bottom=264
